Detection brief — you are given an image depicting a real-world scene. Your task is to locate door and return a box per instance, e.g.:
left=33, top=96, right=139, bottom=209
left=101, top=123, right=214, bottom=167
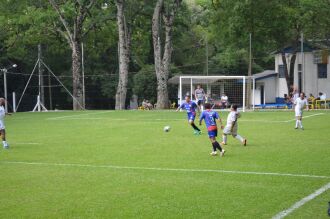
left=260, top=85, right=265, bottom=104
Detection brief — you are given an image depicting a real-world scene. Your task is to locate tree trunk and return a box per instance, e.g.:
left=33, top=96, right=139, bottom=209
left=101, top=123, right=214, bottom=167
left=152, top=0, right=180, bottom=109
left=281, top=52, right=296, bottom=94
left=115, top=0, right=130, bottom=110
left=72, top=41, right=84, bottom=110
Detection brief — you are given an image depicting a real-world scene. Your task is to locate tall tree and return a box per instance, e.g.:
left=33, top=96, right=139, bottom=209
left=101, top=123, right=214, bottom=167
left=152, top=0, right=181, bottom=109
left=115, top=0, right=131, bottom=110
left=49, top=0, right=95, bottom=110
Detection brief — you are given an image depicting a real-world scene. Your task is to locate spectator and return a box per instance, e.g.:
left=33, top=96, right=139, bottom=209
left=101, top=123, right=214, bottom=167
left=220, top=93, right=229, bottom=109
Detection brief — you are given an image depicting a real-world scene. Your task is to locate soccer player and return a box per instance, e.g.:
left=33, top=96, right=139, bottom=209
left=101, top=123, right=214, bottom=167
left=222, top=104, right=247, bottom=146
left=194, top=85, right=205, bottom=111
left=294, top=92, right=309, bottom=130
left=176, top=95, right=201, bottom=135
left=199, top=103, right=225, bottom=156
left=0, top=98, right=10, bottom=149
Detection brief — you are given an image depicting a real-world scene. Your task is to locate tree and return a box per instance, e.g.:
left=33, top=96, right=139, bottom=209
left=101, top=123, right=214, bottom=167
left=115, top=0, right=131, bottom=110
left=48, top=0, right=96, bottom=110
left=152, top=0, right=182, bottom=109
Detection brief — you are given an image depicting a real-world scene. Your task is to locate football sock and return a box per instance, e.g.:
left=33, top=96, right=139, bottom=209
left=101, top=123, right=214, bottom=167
left=2, top=141, right=7, bottom=147
left=212, top=141, right=222, bottom=152
left=299, top=120, right=303, bottom=128
left=295, top=120, right=299, bottom=128
left=222, top=135, right=227, bottom=144
left=211, top=143, right=217, bottom=152
left=235, top=135, right=244, bottom=143
left=191, top=123, right=201, bottom=131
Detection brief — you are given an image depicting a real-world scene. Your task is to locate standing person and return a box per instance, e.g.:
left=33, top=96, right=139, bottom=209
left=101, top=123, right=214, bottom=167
left=194, top=85, right=205, bottom=111
left=220, top=93, right=229, bottom=109
left=294, top=92, right=309, bottom=130
left=221, top=104, right=247, bottom=146
left=0, top=98, right=10, bottom=149
left=199, top=103, right=225, bottom=156
left=176, top=95, right=202, bottom=135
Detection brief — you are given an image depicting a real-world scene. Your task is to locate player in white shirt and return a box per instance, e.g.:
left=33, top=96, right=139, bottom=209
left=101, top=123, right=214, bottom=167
left=194, top=85, right=205, bottom=111
left=221, top=104, right=247, bottom=146
left=294, top=92, right=309, bottom=130
left=0, top=98, right=10, bottom=149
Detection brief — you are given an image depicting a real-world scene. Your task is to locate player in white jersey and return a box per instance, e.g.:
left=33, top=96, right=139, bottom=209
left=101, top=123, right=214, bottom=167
left=221, top=104, right=247, bottom=146
left=294, top=92, right=309, bottom=130
left=0, top=98, right=10, bottom=149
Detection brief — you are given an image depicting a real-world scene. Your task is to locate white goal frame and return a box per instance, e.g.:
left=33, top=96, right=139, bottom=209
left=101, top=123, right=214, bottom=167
left=179, top=75, right=256, bottom=112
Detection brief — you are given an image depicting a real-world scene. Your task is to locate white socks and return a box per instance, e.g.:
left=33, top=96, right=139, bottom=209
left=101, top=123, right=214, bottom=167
left=296, top=120, right=303, bottom=128
left=222, top=135, right=227, bottom=144
left=2, top=141, right=8, bottom=147
left=235, top=135, right=244, bottom=143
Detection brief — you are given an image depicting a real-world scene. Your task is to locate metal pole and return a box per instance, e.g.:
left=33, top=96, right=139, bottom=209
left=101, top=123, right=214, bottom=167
left=48, top=73, right=53, bottom=110
left=247, top=33, right=252, bottom=109
left=301, top=33, right=305, bottom=92
left=4, top=69, right=8, bottom=113
left=13, top=92, right=16, bottom=113
left=179, top=76, right=182, bottom=107
left=252, top=77, right=255, bottom=111
left=81, top=42, right=85, bottom=109
left=242, top=76, right=246, bottom=112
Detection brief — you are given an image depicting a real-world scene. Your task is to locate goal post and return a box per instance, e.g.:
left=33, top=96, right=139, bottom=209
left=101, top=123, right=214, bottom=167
left=178, top=75, right=255, bottom=112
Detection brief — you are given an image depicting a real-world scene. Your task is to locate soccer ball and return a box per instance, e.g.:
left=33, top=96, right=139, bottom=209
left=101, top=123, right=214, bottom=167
left=163, top=126, right=171, bottom=132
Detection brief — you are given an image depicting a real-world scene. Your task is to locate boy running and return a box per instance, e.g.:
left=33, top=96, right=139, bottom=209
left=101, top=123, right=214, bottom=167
left=222, top=104, right=247, bottom=146
left=294, top=92, right=309, bottom=130
left=176, top=95, right=201, bottom=135
left=0, top=98, right=10, bottom=149
left=199, top=103, right=225, bottom=156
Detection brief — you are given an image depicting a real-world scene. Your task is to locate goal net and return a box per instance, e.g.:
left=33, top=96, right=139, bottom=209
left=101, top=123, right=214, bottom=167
left=178, top=76, right=255, bottom=112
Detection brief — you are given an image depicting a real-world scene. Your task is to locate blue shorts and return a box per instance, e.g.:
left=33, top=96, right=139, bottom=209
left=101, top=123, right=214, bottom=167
left=187, top=112, right=196, bottom=121
left=208, top=130, right=218, bottom=138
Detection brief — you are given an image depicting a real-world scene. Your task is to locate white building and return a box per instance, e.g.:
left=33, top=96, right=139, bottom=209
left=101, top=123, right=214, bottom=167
left=275, top=43, right=330, bottom=101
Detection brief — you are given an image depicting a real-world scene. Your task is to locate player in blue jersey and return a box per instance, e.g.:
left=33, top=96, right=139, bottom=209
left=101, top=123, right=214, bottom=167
left=176, top=95, right=201, bottom=135
left=199, top=103, right=225, bottom=156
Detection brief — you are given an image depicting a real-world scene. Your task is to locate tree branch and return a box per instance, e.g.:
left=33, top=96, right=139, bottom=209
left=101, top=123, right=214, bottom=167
left=48, top=0, right=74, bottom=43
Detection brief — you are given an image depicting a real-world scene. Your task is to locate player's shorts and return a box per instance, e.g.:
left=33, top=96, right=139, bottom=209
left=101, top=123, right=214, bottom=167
left=295, top=109, right=303, bottom=117
left=0, top=120, right=5, bottom=130
left=197, top=100, right=204, bottom=106
left=223, top=124, right=238, bottom=136
left=187, top=112, right=196, bottom=121
left=207, top=126, right=218, bottom=138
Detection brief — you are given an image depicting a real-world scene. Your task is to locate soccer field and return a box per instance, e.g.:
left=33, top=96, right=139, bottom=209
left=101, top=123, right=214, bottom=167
left=0, top=110, right=329, bottom=218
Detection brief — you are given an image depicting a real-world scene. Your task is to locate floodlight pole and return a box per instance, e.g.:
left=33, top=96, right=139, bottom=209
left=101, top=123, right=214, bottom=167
left=3, top=68, right=8, bottom=113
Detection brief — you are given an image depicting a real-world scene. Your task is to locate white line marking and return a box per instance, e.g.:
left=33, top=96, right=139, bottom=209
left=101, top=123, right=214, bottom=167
left=12, top=142, right=41, bottom=145
left=272, top=182, right=330, bottom=219
left=2, top=161, right=330, bottom=179
left=46, top=111, right=112, bottom=120
left=283, top=113, right=325, bottom=123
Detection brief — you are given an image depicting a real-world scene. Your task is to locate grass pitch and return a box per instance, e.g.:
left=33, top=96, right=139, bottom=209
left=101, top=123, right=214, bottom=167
left=0, top=110, right=329, bottom=218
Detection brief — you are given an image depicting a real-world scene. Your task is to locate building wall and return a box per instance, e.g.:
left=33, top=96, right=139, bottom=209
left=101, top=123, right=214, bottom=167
left=275, top=52, right=330, bottom=98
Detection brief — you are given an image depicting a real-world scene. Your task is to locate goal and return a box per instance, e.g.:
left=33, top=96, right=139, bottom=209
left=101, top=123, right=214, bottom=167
left=178, top=76, right=256, bottom=112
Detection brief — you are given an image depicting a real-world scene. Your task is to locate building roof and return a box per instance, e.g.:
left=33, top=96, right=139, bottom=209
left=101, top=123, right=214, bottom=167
left=273, top=40, right=330, bottom=54
left=253, top=70, right=277, bottom=81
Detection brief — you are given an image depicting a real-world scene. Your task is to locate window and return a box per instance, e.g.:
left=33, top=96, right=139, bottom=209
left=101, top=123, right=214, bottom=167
left=278, top=65, right=285, bottom=78
left=318, top=64, right=327, bottom=78
left=298, top=64, right=302, bottom=71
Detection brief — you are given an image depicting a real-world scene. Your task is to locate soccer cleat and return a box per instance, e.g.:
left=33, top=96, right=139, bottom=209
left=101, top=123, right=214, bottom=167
left=301, top=127, right=304, bottom=130
left=294, top=127, right=298, bottom=129
left=221, top=141, right=227, bottom=145
left=243, top=139, right=247, bottom=146
left=3, top=144, right=9, bottom=149
left=210, top=151, right=217, bottom=156
left=220, top=150, right=226, bottom=157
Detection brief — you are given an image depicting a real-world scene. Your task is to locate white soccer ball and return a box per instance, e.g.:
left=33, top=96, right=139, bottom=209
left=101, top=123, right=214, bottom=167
left=164, top=126, right=171, bottom=132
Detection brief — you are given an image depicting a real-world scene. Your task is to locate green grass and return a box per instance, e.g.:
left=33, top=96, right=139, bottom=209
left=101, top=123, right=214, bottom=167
left=0, top=110, right=329, bottom=218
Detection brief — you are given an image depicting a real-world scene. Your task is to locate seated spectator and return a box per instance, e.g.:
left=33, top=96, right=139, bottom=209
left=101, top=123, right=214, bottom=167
left=141, top=99, right=148, bottom=109
left=284, top=94, right=290, bottom=104
left=146, top=100, right=153, bottom=110
left=307, top=93, right=315, bottom=104
left=220, top=93, right=229, bottom=109
left=315, top=92, right=326, bottom=101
